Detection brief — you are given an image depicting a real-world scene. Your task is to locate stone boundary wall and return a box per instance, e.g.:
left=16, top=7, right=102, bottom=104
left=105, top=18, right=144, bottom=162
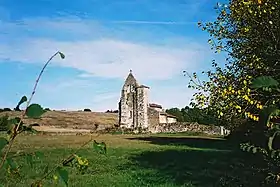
left=148, top=122, right=223, bottom=135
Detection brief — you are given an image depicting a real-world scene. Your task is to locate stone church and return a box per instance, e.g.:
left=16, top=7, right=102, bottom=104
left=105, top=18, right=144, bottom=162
left=118, top=70, right=177, bottom=129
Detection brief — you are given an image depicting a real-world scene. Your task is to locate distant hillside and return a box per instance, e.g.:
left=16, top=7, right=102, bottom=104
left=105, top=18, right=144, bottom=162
left=0, top=111, right=118, bottom=130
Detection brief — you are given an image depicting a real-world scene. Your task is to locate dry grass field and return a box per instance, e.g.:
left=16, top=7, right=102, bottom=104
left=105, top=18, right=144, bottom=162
left=0, top=111, right=118, bottom=131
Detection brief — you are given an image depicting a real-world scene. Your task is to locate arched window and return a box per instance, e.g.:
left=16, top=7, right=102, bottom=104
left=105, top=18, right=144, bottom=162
left=127, top=85, right=130, bottom=93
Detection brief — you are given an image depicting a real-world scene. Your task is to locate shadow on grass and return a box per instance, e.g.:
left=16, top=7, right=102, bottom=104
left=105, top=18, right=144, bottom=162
left=122, top=136, right=267, bottom=187
left=126, top=136, right=238, bottom=151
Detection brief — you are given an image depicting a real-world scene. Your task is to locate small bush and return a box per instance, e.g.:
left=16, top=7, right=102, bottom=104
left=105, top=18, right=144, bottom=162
left=84, top=108, right=91, bottom=112
left=0, top=115, right=9, bottom=131
left=3, top=108, right=11, bottom=112
left=44, top=108, right=50, bottom=111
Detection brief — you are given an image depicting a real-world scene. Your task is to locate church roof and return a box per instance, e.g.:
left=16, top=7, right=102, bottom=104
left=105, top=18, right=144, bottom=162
left=138, top=84, right=150, bottom=89
left=149, top=103, right=162, bottom=108
left=123, top=70, right=139, bottom=86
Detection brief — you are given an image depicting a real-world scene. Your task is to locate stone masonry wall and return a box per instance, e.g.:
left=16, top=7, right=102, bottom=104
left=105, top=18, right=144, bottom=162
left=119, top=89, right=129, bottom=127
left=120, top=87, right=136, bottom=128
left=147, top=107, right=160, bottom=127
left=119, top=74, right=138, bottom=129
left=148, top=122, right=221, bottom=135
left=136, top=87, right=149, bottom=128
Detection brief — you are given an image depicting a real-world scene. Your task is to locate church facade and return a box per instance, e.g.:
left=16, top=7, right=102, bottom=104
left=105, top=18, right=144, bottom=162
left=118, top=71, right=177, bottom=129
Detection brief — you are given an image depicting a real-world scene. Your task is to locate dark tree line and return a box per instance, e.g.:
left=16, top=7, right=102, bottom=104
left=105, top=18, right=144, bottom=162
left=165, top=106, right=219, bottom=125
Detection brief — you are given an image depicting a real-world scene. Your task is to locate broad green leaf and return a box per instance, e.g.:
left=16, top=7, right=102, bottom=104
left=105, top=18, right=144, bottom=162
left=56, top=167, right=68, bottom=186
left=58, top=52, right=65, bottom=59
left=26, top=104, right=46, bottom=119
left=15, top=96, right=28, bottom=111
left=93, top=140, right=107, bottom=155
left=0, top=137, right=8, bottom=152
left=259, top=106, right=279, bottom=127
left=251, top=76, right=279, bottom=89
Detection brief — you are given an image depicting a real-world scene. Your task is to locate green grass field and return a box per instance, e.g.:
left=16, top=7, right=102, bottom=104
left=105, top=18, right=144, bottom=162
left=0, top=133, right=268, bottom=187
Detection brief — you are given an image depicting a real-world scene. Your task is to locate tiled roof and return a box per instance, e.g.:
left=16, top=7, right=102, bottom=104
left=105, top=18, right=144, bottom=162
left=149, top=103, right=162, bottom=108
left=138, top=85, right=150, bottom=89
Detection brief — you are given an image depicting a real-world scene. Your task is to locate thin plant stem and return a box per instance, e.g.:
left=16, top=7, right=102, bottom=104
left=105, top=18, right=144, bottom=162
left=0, top=51, right=62, bottom=170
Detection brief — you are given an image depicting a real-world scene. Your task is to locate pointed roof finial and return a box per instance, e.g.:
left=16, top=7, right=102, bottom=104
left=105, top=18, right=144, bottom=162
left=129, top=69, right=132, bottom=73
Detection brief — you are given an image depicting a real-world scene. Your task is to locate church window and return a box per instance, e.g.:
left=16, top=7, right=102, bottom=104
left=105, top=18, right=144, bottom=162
left=130, top=111, right=133, bottom=118
left=127, top=86, right=130, bottom=93
left=130, top=85, right=134, bottom=92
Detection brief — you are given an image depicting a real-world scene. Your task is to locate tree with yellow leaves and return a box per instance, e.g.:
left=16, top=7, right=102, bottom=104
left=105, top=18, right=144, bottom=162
left=187, top=0, right=280, bottom=131
left=186, top=0, right=280, bottom=185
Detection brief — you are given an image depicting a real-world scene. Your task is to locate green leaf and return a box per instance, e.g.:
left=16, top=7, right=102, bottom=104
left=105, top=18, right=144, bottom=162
left=8, top=117, right=21, bottom=125
left=7, top=117, right=23, bottom=132
left=271, top=150, right=276, bottom=158
left=93, top=140, right=107, bottom=155
left=251, top=76, right=279, bottom=89
left=26, top=104, right=46, bottom=119
left=259, top=106, right=279, bottom=127
left=56, top=167, right=68, bottom=186
left=252, top=147, right=257, bottom=153
left=58, top=52, right=65, bottom=59
left=15, top=96, right=28, bottom=111
left=268, top=131, right=280, bottom=151
left=0, top=137, right=8, bottom=152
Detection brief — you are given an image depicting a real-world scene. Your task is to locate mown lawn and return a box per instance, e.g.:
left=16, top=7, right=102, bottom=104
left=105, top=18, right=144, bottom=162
left=0, top=133, right=268, bottom=187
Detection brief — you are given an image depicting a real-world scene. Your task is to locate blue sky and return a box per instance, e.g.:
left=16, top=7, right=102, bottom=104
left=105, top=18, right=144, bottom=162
left=0, top=0, right=226, bottom=111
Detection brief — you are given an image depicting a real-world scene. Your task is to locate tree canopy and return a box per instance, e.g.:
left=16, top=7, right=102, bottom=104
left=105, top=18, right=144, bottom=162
left=166, top=106, right=219, bottom=125
left=187, top=0, right=280, bottom=130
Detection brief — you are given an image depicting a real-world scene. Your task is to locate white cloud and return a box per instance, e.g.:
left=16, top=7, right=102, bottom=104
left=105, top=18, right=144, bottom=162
left=0, top=17, right=211, bottom=111
left=0, top=38, right=206, bottom=81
